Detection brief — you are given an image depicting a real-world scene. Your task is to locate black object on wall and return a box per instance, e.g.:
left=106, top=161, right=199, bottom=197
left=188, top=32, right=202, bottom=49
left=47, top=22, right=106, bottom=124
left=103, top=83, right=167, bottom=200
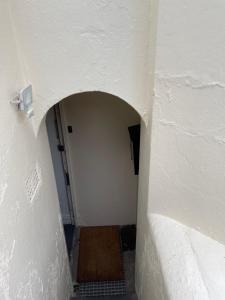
left=128, top=124, right=140, bottom=175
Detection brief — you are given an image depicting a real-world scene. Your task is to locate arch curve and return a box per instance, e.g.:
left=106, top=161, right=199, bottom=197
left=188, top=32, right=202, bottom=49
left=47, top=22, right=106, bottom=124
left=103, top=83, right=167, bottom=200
left=42, top=90, right=142, bottom=226
left=36, top=90, right=147, bottom=136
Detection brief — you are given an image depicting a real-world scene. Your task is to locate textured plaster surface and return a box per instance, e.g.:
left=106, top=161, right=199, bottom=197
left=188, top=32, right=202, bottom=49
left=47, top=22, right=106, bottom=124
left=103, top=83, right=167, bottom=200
left=149, top=0, right=225, bottom=243
left=149, top=214, right=225, bottom=300
left=0, top=1, right=72, bottom=299
left=2, top=1, right=155, bottom=299
left=7, top=2, right=156, bottom=297
left=7, top=0, right=224, bottom=299
left=135, top=120, right=163, bottom=300
left=9, top=0, right=153, bottom=131
left=136, top=1, right=225, bottom=299
left=3, top=0, right=225, bottom=299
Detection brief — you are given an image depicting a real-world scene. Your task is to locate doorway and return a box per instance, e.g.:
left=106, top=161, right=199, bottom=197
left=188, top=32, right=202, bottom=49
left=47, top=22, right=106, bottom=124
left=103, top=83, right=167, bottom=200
left=46, top=92, right=140, bottom=298
left=46, top=104, right=76, bottom=257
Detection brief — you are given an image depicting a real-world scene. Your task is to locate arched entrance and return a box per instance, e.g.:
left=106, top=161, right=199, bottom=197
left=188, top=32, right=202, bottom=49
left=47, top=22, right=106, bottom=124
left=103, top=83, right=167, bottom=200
left=45, top=91, right=142, bottom=297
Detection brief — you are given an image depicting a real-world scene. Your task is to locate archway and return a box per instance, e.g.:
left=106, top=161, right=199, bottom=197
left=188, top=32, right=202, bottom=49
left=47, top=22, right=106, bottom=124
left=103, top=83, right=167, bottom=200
left=45, top=91, right=142, bottom=296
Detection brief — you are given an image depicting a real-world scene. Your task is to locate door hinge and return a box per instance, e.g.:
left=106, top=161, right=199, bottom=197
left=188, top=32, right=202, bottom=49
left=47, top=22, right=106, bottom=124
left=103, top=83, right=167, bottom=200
left=68, top=125, right=73, bottom=133
left=65, top=172, right=70, bottom=186
left=57, top=144, right=65, bottom=152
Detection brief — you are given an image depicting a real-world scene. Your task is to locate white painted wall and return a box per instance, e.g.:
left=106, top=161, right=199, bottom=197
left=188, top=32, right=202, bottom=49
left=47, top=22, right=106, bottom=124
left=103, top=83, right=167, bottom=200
left=142, top=214, right=225, bottom=300
left=6, top=0, right=225, bottom=298
left=0, top=1, right=71, bottom=299
left=61, top=92, right=140, bottom=226
left=149, top=0, right=225, bottom=243
left=9, top=0, right=152, bottom=130
left=8, top=1, right=155, bottom=299
left=6, top=1, right=159, bottom=299
left=136, top=1, right=225, bottom=300
left=5, top=0, right=225, bottom=299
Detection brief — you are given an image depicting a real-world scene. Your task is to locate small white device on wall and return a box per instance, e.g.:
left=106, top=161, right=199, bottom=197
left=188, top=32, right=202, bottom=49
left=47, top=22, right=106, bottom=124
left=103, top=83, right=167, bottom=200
left=11, top=84, right=34, bottom=118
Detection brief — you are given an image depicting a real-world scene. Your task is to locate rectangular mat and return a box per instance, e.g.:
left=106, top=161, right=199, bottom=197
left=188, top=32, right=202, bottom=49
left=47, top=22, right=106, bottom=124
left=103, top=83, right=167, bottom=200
left=77, top=226, right=124, bottom=282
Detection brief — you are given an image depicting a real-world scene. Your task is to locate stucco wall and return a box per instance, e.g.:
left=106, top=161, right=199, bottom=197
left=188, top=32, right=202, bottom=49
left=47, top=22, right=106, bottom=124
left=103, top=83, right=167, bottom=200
left=139, top=214, right=225, bottom=300
left=136, top=1, right=225, bottom=299
left=9, top=0, right=152, bottom=130
left=0, top=1, right=71, bottom=299
left=149, top=0, right=225, bottom=243
left=4, top=0, right=223, bottom=299
left=135, top=115, right=168, bottom=300
left=8, top=1, right=155, bottom=299
left=61, top=92, right=140, bottom=226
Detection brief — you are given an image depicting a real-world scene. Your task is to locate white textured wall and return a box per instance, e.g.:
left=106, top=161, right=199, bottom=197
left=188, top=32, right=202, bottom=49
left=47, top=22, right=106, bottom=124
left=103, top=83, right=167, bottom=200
left=0, top=1, right=71, bottom=299
left=61, top=92, right=140, bottom=226
left=149, top=0, right=225, bottom=243
left=136, top=1, right=225, bottom=299
left=9, top=0, right=152, bottom=130
left=142, top=214, right=225, bottom=300
left=8, top=1, right=155, bottom=299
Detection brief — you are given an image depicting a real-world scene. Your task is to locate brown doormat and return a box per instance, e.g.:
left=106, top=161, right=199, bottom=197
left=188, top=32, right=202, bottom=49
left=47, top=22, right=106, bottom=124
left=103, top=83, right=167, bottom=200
left=77, top=226, right=124, bottom=282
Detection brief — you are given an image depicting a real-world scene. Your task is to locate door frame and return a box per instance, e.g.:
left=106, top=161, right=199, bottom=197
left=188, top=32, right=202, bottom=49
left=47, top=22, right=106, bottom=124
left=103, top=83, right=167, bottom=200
left=57, top=102, right=79, bottom=227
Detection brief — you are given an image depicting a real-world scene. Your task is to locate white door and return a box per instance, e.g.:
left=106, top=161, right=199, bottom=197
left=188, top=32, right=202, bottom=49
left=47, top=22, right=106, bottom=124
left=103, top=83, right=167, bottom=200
left=46, top=104, right=75, bottom=224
